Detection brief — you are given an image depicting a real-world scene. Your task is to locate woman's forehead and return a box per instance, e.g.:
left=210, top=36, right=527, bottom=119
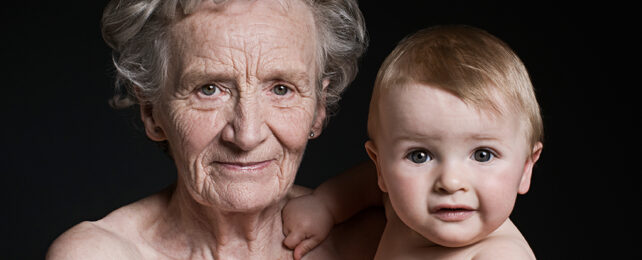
left=170, top=0, right=315, bottom=43
left=168, top=0, right=318, bottom=84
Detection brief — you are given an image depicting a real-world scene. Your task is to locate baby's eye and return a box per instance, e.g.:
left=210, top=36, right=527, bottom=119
left=407, top=150, right=431, bottom=164
left=473, top=149, right=494, bottom=162
left=272, top=84, right=290, bottom=96
left=200, top=84, right=221, bottom=96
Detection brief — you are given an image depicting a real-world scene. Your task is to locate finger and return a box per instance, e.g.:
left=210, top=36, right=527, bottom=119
left=294, top=237, right=321, bottom=260
left=283, top=231, right=306, bottom=249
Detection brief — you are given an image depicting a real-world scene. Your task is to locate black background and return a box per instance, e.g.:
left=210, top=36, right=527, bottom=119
left=2, top=1, right=638, bottom=259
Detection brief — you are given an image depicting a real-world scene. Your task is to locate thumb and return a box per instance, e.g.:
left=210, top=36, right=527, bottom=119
left=293, top=237, right=322, bottom=260
left=283, top=231, right=306, bottom=249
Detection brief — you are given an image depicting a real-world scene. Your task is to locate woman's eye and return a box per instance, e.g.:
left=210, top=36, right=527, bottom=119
left=200, top=84, right=220, bottom=96
left=473, top=149, right=494, bottom=162
left=272, top=84, right=290, bottom=96
left=407, top=150, right=431, bottom=164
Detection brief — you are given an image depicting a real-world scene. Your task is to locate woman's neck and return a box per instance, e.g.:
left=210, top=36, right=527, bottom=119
left=147, top=181, right=291, bottom=259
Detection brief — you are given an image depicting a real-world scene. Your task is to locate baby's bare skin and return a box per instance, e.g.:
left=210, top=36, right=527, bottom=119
left=375, top=199, right=535, bottom=260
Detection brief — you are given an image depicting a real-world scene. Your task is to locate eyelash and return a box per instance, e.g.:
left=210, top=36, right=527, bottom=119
left=270, top=82, right=298, bottom=96
left=403, top=148, right=500, bottom=163
left=193, top=82, right=298, bottom=105
left=471, top=148, right=499, bottom=163
left=197, top=84, right=226, bottom=98
left=405, top=149, right=432, bottom=164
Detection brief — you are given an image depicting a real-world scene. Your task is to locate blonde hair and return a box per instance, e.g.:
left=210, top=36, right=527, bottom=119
left=368, top=25, right=543, bottom=148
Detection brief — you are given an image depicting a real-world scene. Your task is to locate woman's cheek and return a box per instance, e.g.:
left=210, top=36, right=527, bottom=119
left=163, top=102, right=224, bottom=161
left=268, top=104, right=315, bottom=149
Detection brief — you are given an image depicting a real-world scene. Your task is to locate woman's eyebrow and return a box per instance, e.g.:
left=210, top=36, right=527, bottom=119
left=179, top=70, right=235, bottom=86
left=177, top=68, right=314, bottom=93
left=260, top=69, right=312, bottom=85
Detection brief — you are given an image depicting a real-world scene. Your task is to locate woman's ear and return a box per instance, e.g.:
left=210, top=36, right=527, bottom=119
left=310, top=107, right=326, bottom=139
left=140, top=101, right=167, bottom=142
left=518, top=142, right=543, bottom=194
left=365, top=140, right=387, bottom=192
left=310, top=79, right=330, bottom=138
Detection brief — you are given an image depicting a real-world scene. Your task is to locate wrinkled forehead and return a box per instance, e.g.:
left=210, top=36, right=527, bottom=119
left=167, top=0, right=318, bottom=80
left=172, top=0, right=315, bottom=36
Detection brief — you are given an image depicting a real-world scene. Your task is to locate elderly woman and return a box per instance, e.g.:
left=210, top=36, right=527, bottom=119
left=46, top=0, right=383, bottom=259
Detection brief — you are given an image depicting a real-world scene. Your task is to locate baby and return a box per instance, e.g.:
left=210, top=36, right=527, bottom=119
left=283, top=25, right=543, bottom=259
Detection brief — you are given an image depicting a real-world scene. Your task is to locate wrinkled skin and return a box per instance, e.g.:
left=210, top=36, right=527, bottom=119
left=151, top=0, right=325, bottom=215
left=46, top=1, right=387, bottom=259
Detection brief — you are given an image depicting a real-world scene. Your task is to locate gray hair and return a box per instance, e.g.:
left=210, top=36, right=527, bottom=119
left=101, top=0, right=367, bottom=119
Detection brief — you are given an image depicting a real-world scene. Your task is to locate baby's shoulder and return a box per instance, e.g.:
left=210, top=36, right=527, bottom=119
left=45, top=220, right=142, bottom=260
left=469, top=233, right=535, bottom=260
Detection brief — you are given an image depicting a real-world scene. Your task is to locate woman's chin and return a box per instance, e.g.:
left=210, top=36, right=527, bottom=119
left=191, top=167, right=292, bottom=212
left=215, top=184, right=286, bottom=211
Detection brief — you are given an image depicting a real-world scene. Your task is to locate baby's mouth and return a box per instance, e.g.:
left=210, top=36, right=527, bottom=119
left=431, top=205, right=475, bottom=222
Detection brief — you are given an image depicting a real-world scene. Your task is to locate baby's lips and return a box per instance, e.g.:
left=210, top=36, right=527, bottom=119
left=430, top=204, right=475, bottom=222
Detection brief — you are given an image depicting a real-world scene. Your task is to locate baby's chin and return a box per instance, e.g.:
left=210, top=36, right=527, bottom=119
left=419, top=228, right=488, bottom=248
left=431, top=238, right=478, bottom=248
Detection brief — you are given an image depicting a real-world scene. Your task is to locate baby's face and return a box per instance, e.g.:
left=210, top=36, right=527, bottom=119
left=369, top=83, right=535, bottom=247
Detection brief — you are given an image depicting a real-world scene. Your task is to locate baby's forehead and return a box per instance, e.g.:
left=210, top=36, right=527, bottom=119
left=371, top=83, right=529, bottom=139
left=381, top=82, right=514, bottom=116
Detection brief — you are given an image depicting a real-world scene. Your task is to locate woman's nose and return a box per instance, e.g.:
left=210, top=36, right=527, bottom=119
left=221, top=96, right=268, bottom=151
left=433, top=163, right=469, bottom=194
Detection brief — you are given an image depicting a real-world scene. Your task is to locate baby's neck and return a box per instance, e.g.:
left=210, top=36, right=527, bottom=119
left=374, top=207, right=438, bottom=260
left=374, top=208, right=530, bottom=260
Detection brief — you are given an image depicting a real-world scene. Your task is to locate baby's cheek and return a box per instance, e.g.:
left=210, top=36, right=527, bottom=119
left=388, top=173, right=428, bottom=217
left=478, top=177, right=519, bottom=220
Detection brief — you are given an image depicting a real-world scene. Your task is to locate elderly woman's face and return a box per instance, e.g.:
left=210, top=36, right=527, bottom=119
left=147, top=0, right=324, bottom=211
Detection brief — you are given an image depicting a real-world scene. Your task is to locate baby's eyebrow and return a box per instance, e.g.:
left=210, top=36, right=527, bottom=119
left=391, top=132, right=504, bottom=143
left=464, top=134, right=509, bottom=147
left=466, top=134, right=501, bottom=141
left=391, top=133, right=441, bottom=143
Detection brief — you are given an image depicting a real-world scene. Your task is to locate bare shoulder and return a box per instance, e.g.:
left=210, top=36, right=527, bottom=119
left=471, top=236, right=535, bottom=260
left=46, top=221, right=141, bottom=260
left=47, top=190, right=171, bottom=260
left=470, top=222, right=536, bottom=260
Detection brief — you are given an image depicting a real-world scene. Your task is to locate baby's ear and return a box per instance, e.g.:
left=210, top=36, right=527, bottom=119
left=365, top=140, right=387, bottom=192
left=518, top=142, right=543, bottom=194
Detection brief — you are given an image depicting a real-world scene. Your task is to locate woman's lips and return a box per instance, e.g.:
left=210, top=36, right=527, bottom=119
left=214, top=160, right=273, bottom=172
left=431, top=205, right=475, bottom=222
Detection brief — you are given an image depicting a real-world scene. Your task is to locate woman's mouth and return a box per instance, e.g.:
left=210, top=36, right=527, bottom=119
left=214, top=160, right=273, bottom=172
left=431, top=205, right=475, bottom=222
